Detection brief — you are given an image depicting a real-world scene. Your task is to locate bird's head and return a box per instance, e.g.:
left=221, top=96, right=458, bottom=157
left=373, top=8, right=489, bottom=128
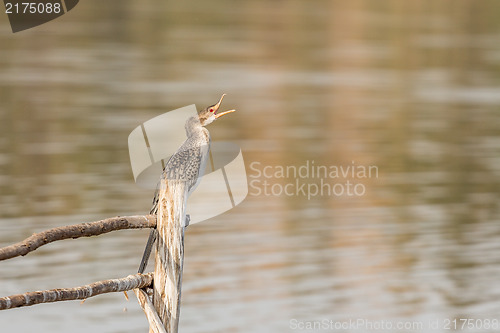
left=198, top=94, right=235, bottom=126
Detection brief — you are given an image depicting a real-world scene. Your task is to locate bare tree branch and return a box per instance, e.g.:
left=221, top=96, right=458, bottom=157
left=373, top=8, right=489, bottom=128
left=0, top=215, right=156, bottom=261
left=153, top=179, right=187, bottom=333
left=134, top=288, right=168, bottom=333
left=0, top=272, right=154, bottom=310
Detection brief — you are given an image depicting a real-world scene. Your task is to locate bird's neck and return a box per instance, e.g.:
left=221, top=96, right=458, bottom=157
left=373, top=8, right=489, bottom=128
left=185, top=116, right=205, bottom=138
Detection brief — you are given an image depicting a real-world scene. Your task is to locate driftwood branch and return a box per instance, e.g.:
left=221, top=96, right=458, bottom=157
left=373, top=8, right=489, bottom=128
left=0, top=272, right=154, bottom=310
left=153, top=179, right=187, bottom=333
left=134, top=289, right=168, bottom=333
left=0, top=215, right=156, bottom=261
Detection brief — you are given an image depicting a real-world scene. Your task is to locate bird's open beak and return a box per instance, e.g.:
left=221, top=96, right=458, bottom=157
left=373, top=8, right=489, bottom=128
left=215, top=109, right=236, bottom=119
left=214, top=94, right=236, bottom=119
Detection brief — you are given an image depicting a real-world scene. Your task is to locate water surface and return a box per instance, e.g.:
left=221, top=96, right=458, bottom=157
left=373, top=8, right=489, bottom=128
left=1, top=1, right=500, bottom=332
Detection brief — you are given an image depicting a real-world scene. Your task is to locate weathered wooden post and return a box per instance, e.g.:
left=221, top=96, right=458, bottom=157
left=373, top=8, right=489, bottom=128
left=151, top=178, right=187, bottom=333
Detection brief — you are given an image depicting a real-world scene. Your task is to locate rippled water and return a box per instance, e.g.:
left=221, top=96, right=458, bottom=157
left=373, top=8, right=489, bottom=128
left=1, top=1, right=500, bottom=332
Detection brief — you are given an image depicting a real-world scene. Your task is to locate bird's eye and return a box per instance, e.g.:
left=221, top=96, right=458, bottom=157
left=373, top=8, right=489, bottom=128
left=209, top=108, right=214, bottom=112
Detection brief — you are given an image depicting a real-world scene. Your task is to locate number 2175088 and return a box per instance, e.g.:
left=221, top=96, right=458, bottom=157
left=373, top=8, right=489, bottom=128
left=5, top=2, right=62, bottom=14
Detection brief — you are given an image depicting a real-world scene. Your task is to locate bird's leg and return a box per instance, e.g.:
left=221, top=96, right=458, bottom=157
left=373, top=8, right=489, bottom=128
left=184, top=214, right=190, bottom=228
